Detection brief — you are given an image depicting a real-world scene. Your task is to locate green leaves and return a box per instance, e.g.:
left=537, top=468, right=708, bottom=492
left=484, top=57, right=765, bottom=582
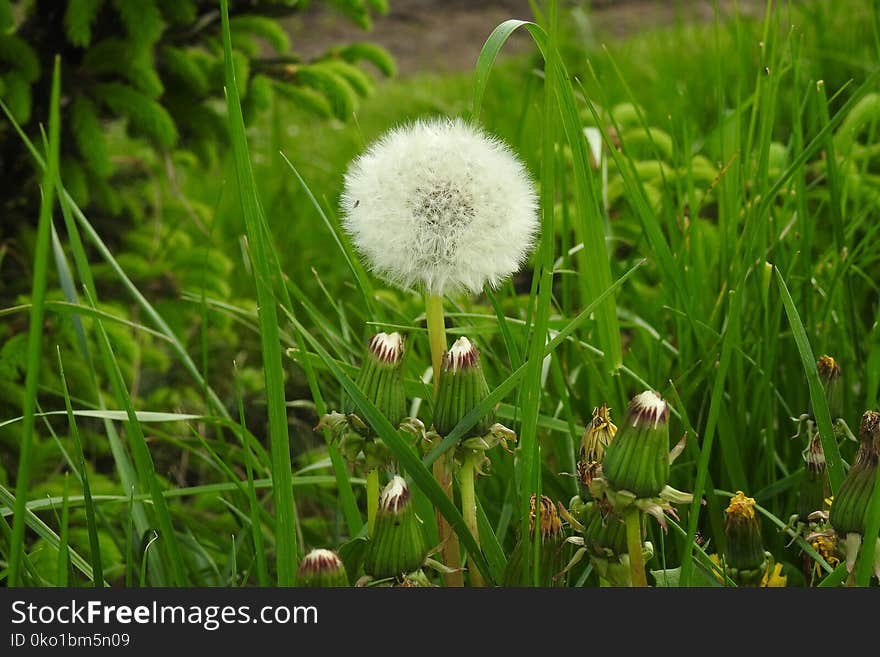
left=95, top=82, right=179, bottom=147
left=70, top=96, right=112, bottom=177
left=64, top=0, right=105, bottom=47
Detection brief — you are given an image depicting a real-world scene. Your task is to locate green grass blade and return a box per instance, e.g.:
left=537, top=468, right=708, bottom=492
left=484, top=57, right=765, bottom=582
left=818, top=562, right=849, bottom=587
left=56, top=474, right=71, bottom=586
left=473, top=19, right=547, bottom=121
left=8, top=56, right=61, bottom=586
left=57, top=347, right=104, bottom=586
left=220, top=0, right=298, bottom=583
left=679, top=290, right=742, bottom=585
left=87, top=292, right=189, bottom=586
left=0, top=486, right=96, bottom=582
left=854, top=464, right=880, bottom=586
left=774, top=267, right=845, bottom=490
left=235, top=364, right=269, bottom=586
left=475, top=494, right=508, bottom=582
left=279, top=151, right=377, bottom=318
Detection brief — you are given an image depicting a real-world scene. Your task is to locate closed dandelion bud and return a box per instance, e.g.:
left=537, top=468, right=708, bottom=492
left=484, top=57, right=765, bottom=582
left=816, top=355, right=843, bottom=419
left=798, top=435, right=829, bottom=522
left=830, top=411, right=880, bottom=537
left=723, top=491, right=767, bottom=586
left=295, top=549, right=349, bottom=587
left=583, top=501, right=628, bottom=560
left=503, top=495, right=567, bottom=587
left=433, top=337, right=492, bottom=437
left=364, top=476, right=428, bottom=579
left=345, top=332, right=407, bottom=435
left=601, top=391, right=670, bottom=499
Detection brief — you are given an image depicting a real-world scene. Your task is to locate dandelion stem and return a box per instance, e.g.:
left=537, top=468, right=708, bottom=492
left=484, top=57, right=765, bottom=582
left=460, top=449, right=484, bottom=587
left=624, top=508, right=648, bottom=587
left=425, top=293, right=447, bottom=394
left=366, top=468, right=379, bottom=535
left=425, top=292, right=463, bottom=586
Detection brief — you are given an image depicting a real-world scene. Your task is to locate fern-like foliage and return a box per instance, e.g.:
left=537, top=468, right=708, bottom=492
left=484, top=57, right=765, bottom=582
left=0, top=0, right=395, bottom=219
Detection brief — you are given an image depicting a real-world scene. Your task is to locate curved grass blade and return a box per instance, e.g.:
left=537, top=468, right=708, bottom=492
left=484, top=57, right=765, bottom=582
left=57, top=347, right=104, bottom=586
left=8, top=56, right=61, bottom=586
left=774, top=266, right=844, bottom=490
left=854, top=465, right=880, bottom=585
left=220, top=0, right=298, bottom=583
left=0, top=486, right=98, bottom=583
left=679, top=290, right=742, bottom=586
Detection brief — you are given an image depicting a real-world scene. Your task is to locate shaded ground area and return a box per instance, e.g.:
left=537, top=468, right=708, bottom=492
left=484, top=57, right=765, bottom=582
left=285, top=1, right=764, bottom=75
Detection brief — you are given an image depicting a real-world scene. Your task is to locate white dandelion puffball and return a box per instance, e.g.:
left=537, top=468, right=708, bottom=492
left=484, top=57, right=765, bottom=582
left=340, top=117, right=539, bottom=296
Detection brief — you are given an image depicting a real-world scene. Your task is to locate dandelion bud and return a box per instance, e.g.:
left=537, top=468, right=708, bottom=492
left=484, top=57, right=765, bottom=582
left=797, top=435, right=829, bottom=523
left=433, top=337, right=492, bottom=437
left=602, top=391, right=670, bottom=499
left=364, top=476, right=428, bottom=580
left=581, top=499, right=648, bottom=587
left=723, top=492, right=769, bottom=586
left=583, top=500, right=628, bottom=562
left=344, top=332, right=407, bottom=435
left=829, top=411, right=880, bottom=578
left=816, top=355, right=843, bottom=419
left=503, top=495, right=567, bottom=587
left=295, top=549, right=349, bottom=587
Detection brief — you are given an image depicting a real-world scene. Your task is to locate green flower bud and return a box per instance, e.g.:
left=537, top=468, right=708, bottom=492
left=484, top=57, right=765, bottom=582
left=433, top=337, right=492, bottom=438
left=601, top=391, right=670, bottom=499
left=830, top=411, right=880, bottom=537
left=503, top=495, right=567, bottom=587
left=364, top=476, right=428, bottom=579
left=295, top=549, right=349, bottom=587
left=723, top=491, right=767, bottom=586
left=583, top=499, right=628, bottom=560
left=345, top=332, right=407, bottom=435
left=816, top=355, right=843, bottom=419
left=797, top=435, right=829, bottom=522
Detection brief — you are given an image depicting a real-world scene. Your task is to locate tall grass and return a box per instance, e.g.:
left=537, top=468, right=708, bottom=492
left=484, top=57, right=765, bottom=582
left=1, top=0, right=879, bottom=587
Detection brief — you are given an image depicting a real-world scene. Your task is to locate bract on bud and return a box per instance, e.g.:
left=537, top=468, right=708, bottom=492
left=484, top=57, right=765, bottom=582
left=295, top=549, right=349, bottom=587
left=433, top=337, right=493, bottom=437
left=829, top=411, right=880, bottom=579
left=602, top=391, right=671, bottom=499
left=344, top=332, right=407, bottom=434
left=364, top=476, right=428, bottom=580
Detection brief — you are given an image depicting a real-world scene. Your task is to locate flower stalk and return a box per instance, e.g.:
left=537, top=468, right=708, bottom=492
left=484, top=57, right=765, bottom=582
left=425, top=293, right=463, bottom=586
left=460, top=448, right=484, bottom=587
left=366, top=468, right=380, bottom=535
left=623, top=507, right=647, bottom=587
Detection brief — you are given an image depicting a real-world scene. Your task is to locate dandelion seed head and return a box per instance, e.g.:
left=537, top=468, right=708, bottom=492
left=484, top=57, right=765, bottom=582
left=340, top=117, right=539, bottom=296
